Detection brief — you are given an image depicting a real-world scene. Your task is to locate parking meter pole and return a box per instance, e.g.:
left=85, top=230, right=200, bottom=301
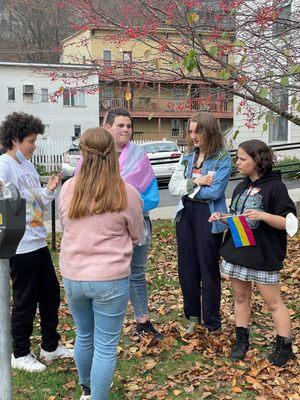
left=0, top=182, right=26, bottom=400
left=51, top=199, right=56, bottom=252
left=0, top=259, right=12, bottom=400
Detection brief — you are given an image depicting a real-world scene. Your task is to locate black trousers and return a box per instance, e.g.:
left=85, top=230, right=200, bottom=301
left=10, top=246, right=60, bottom=357
left=176, top=199, right=223, bottom=331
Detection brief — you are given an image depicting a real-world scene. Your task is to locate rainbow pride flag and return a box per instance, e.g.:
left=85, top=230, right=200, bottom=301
left=227, top=215, right=256, bottom=248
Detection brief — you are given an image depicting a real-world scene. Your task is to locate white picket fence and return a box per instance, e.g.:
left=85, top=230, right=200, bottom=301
left=32, top=137, right=72, bottom=172
left=33, top=136, right=186, bottom=172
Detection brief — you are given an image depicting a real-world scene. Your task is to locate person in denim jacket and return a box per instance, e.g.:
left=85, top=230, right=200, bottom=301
left=169, top=112, right=232, bottom=334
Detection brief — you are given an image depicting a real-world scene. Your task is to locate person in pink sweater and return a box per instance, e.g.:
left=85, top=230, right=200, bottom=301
left=58, top=127, right=143, bottom=400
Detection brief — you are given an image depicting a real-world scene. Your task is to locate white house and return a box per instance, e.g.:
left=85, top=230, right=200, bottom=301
left=0, top=61, right=99, bottom=169
left=232, top=97, right=300, bottom=150
left=229, top=0, right=300, bottom=157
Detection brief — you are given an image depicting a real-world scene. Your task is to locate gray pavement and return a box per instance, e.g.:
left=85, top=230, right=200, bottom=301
left=45, top=186, right=300, bottom=233
left=150, top=187, right=300, bottom=220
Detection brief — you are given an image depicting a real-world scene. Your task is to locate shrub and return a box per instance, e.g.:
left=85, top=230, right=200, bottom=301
left=35, top=164, right=48, bottom=176
left=275, top=156, right=300, bottom=180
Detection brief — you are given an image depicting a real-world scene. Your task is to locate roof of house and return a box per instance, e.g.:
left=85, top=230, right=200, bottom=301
left=0, top=61, right=95, bottom=70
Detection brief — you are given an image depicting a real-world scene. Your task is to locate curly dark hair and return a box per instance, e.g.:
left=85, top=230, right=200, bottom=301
left=0, top=112, right=45, bottom=150
left=238, top=139, right=275, bottom=175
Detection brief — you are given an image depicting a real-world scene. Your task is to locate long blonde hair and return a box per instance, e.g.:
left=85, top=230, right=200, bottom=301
left=68, top=127, right=127, bottom=219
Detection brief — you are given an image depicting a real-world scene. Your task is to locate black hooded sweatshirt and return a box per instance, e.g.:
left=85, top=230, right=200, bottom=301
left=220, top=171, right=297, bottom=271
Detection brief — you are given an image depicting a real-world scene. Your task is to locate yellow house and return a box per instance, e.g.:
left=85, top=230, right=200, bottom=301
left=61, top=27, right=233, bottom=141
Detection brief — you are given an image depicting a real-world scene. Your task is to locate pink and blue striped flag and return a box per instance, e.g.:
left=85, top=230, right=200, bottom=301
left=119, top=142, right=159, bottom=211
left=75, top=142, right=159, bottom=212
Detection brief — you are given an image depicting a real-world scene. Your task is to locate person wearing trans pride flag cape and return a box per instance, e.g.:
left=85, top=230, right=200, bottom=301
left=118, top=140, right=158, bottom=212
left=75, top=108, right=164, bottom=340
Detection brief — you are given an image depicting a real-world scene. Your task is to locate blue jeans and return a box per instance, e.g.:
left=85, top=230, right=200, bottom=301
left=130, top=217, right=151, bottom=320
left=63, top=277, right=130, bottom=400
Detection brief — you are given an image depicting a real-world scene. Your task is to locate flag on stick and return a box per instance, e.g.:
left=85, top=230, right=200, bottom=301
left=227, top=215, right=256, bottom=248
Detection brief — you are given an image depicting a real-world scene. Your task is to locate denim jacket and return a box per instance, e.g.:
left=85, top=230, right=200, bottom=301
left=169, top=148, right=232, bottom=233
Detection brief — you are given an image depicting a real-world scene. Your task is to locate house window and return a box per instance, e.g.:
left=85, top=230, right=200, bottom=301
left=23, top=84, right=34, bottom=101
left=171, top=119, right=180, bottom=136
left=8, top=87, right=15, bottom=101
left=63, top=88, right=86, bottom=107
left=183, top=119, right=188, bottom=133
left=269, top=116, right=288, bottom=143
left=269, top=86, right=288, bottom=143
left=103, top=50, right=112, bottom=67
left=123, top=51, right=132, bottom=74
left=41, top=88, right=48, bottom=102
left=219, top=120, right=233, bottom=132
left=74, top=125, right=81, bottom=138
left=123, top=51, right=132, bottom=63
left=103, top=86, right=113, bottom=98
left=101, top=87, right=113, bottom=110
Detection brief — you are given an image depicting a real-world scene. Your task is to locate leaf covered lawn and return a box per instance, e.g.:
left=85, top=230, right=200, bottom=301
left=13, top=220, right=300, bottom=400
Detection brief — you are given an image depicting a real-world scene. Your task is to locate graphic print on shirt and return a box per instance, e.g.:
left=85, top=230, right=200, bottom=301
left=231, top=188, right=263, bottom=229
left=192, top=166, right=202, bottom=179
left=18, top=173, right=45, bottom=227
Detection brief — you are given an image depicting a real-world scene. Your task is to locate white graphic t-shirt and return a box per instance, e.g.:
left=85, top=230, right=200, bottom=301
left=0, top=154, right=56, bottom=254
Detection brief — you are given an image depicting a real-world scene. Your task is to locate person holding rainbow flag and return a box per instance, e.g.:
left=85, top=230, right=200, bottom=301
left=209, top=139, right=297, bottom=367
left=75, top=108, right=163, bottom=340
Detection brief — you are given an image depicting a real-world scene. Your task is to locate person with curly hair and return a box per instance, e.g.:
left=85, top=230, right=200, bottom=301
left=0, top=112, right=73, bottom=372
left=209, top=139, right=297, bottom=366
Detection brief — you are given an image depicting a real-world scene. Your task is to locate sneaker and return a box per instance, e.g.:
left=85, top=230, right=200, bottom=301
left=184, top=317, right=200, bottom=335
left=11, top=353, right=47, bottom=372
left=80, top=395, right=91, bottom=400
left=40, top=343, right=74, bottom=363
left=80, top=385, right=91, bottom=400
left=268, top=335, right=296, bottom=366
left=136, top=320, right=164, bottom=340
left=230, top=327, right=250, bottom=360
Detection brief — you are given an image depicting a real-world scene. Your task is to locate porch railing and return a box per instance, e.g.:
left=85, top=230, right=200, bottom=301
left=100, top=96, right=233, bottom=114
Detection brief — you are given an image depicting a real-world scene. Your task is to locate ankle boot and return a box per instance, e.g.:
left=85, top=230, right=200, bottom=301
left=268, top=335, right=295, bottom=366
left=230, top=327, right=249, bottom=360
left=185, top=317, right=200, bottom=335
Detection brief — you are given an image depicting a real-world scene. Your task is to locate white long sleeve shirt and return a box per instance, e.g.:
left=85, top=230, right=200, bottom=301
left=0, top=154, right=56, bottom=254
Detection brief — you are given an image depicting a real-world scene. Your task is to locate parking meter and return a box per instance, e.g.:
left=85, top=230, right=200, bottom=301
left=0, top=183, right=26, bottom=258
left=0, top=183, right=26, bottom=400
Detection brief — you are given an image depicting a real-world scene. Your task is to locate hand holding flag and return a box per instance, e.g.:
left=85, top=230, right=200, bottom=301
left=227, top=215, right=256, bottom=248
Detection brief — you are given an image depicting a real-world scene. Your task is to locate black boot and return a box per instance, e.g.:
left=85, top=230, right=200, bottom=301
left=268, top=335, right=295, bottom=367
left=136, top=320, right=164, bottom=340
left=230, top=327, right=249, bottom=360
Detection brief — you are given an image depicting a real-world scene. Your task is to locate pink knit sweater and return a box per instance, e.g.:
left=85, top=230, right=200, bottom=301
left=58, top=178, right=143, bottom=281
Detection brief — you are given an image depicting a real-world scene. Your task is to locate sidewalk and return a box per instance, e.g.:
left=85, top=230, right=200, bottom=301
left=45, top=187, right=300, bottom=233
left=150, top=187, right=300, bottom=220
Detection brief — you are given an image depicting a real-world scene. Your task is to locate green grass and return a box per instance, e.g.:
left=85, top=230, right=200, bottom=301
left=12, top=220, right=300, bottom=400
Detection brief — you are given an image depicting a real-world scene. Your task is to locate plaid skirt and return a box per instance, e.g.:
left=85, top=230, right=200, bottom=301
left=221, top=259, right=280, bottom=285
